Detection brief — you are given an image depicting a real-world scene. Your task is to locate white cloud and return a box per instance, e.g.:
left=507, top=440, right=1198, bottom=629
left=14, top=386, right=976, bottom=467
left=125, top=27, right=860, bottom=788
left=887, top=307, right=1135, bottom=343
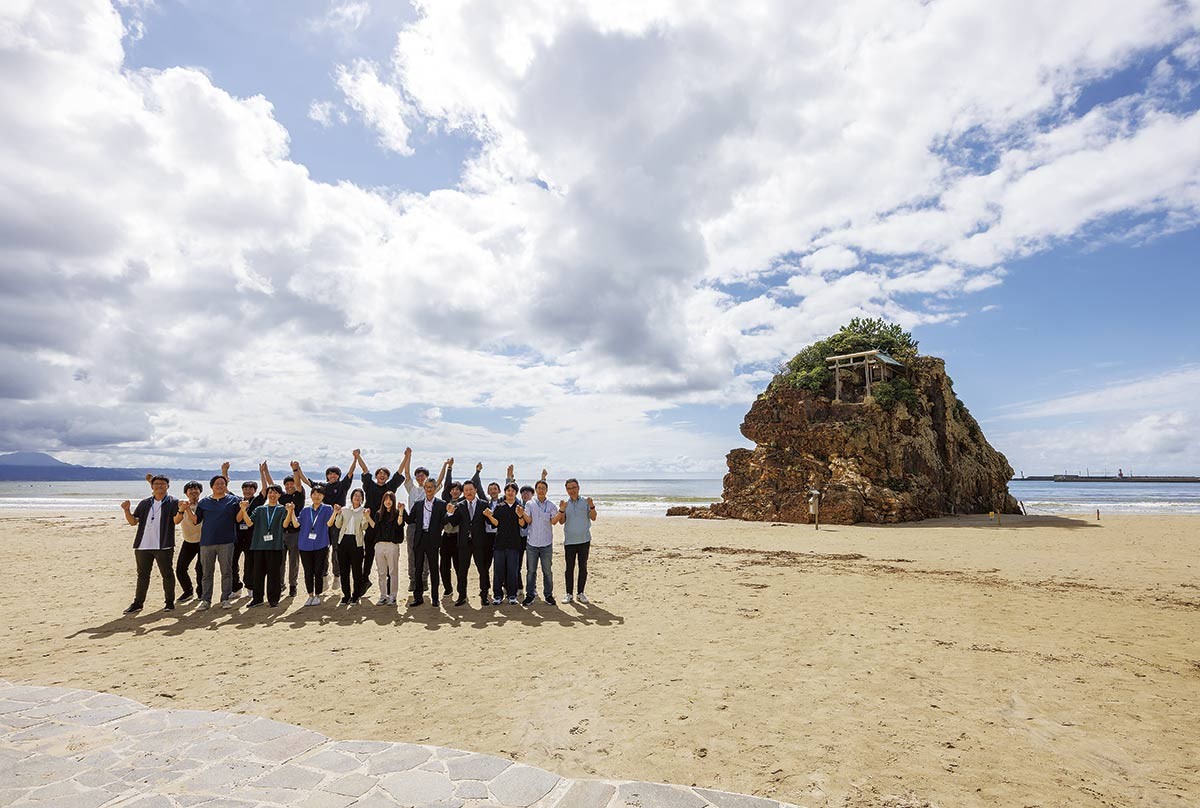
left=3, top=0, right=1200, bottom=473
left=310, top=0, right=369, bottom=35
left=334, top=59, right=416, bottom=154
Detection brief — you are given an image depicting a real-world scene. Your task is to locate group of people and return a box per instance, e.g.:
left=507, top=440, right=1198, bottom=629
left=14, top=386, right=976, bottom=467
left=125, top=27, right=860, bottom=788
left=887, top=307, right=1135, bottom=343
left=120, top=449, right=598, bottom=615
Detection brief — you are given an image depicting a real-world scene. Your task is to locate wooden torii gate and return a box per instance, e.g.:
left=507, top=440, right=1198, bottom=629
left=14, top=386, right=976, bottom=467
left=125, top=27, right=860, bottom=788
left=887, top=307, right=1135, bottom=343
left=826, top=349, right=904, bottom=401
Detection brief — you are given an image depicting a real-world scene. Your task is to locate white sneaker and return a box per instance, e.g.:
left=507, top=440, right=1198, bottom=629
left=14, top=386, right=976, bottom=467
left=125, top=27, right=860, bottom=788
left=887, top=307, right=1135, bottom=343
left=507, top=596, right=518, bottom=605
left=491, top=597, right=502, bottom=605
left=376, top=596, right=388, bottom=605
left=578, top=592, right=590, bottom=604
left=197, top=601, right=210, bottom=611
left=564, top=593, right=573, bottom=604
left=221, top=600, right=233, bottom=609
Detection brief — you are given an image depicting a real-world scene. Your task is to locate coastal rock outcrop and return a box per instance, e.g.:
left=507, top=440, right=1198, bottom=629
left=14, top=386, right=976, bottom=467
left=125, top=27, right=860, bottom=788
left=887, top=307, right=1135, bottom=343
left=702, top=325, right=1019, bottom=524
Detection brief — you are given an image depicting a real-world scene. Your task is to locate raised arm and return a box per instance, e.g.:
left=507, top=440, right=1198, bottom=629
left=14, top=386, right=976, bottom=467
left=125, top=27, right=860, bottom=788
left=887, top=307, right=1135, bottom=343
left=434, top=458, right=450, bottom=491
left=352, top=448, right=366, bottom=476
left=120, top=500, right=138, bottom=526
left=284, top=501, right=298, bottom=529
left=470, top=463, right=483, bottom=493
left=441, top=458, right=455, bottom=500
left=173, top=499, right=190, bottom=525
left=344, top=451, right=358, bottom=480
left=262, top=461, right=275, bottom=489
left=237, top=499, right=252, bottom=525
left=221, top=461, right=230, bottom=480
left=291, top=461, right=312, bottom=489
left=328, top=504, right=340, bottom=528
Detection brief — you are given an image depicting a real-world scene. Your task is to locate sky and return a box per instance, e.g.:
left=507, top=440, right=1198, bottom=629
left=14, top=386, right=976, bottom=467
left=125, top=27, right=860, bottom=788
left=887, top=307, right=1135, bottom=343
left=1, top=0, right=1199, bottom=478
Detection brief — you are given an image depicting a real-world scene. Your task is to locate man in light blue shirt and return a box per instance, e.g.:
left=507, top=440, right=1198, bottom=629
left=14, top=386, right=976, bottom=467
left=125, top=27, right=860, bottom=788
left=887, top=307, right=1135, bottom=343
left=522, top=478, right=558, bottom=606
left=556, top=478, right=597, bottom=604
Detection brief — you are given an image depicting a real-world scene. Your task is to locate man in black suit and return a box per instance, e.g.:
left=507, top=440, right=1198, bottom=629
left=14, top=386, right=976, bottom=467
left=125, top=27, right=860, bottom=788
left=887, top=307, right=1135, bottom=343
left=447, top=476, right=492, bottom=606
left=403, top=478, right=447, bottom=607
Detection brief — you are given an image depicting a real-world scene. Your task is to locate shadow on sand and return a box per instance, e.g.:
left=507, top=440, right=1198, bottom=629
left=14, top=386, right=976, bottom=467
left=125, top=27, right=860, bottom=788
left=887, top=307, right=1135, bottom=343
left=67, top=593, right=624, bottom=640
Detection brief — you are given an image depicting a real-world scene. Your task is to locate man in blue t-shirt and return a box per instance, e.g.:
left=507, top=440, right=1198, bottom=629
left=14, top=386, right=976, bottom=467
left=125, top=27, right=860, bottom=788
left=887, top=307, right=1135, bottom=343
left=187, top=472, right=242, bottom=610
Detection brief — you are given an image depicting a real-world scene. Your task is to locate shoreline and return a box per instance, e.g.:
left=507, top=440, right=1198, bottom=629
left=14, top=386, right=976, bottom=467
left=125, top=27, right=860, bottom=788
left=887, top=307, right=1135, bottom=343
left=2, top=512, right=1197, bottom=806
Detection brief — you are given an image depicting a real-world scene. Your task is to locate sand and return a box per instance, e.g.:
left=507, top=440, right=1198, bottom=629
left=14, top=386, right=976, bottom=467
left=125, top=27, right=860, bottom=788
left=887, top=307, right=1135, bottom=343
left=0, top=510, right=1196, bottom=807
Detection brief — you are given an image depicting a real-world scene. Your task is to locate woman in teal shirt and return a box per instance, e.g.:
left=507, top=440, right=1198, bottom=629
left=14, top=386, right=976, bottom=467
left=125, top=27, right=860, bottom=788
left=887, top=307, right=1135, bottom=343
left=241, top=484, right=287, bottom=607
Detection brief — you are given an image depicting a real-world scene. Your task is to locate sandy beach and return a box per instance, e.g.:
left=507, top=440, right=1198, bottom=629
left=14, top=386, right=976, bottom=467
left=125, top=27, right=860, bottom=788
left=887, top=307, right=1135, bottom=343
left=0, top=511, right=1196, bottom=807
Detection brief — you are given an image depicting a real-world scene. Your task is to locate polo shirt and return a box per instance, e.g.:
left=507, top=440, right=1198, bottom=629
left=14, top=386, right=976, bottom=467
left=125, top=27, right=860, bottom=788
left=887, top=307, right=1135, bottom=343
left=297, top=504, right=333, bottom=551
left=562, top=497, right=593, bottom=545
left=250, top=503, right=287, bottom=551
left=195, top=494, right=242, bottom=546
left=525, top=497, right=556, bottom=548
left=492, top=501, right=524, bottom=551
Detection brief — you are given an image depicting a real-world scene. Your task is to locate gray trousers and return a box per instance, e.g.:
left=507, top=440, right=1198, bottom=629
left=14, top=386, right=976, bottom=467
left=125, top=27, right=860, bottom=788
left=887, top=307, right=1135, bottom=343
left=199, top=543, right=235, bottom=603
left=405, top=523, right=429, bottom=592
left=525, top=544, right=553, bottom=599
left=282, top=530, right=300, bottom=590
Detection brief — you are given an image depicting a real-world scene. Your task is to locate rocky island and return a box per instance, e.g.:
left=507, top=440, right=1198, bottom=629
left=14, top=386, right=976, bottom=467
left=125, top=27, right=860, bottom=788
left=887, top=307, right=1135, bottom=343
left=678, top=319, right=1020, bottom=524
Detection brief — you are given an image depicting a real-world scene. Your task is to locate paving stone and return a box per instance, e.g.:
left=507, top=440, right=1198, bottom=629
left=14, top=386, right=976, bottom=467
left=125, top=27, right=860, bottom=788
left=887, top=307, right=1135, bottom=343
left=0, top=753, right=86, bottom=788
left=82, top=693, right=145, bottom=712
left=111, top=796, right=175, bottom=808
left=301, top=792, right=356, bottom=808
left=446, top=753, right=512, bottom=782
left=232, top=717, right=305, bottom=743
left=330, top=740, right=393, bottom=755
left=187, top=798, right=259, bottom=808
left=179, top=759, right=272, bottom=790
left=326, top=773, right=379, bottom=798
left=435, top=748, right=470, bottom=759
left=420, top=760, right=448, bottom=773
left=554, top=781, right=617, bottom=808
left=348, top=793, right=403, bottom=808
left=301, top=748, right=363, bottom=774
left=4, top=721, right=73, bottom=744
left=692, top=789, right=779, bottom=808
left=364, top=745, right=432, bottom=775
left=615, top=783, right=708, bottom=808
left=18, top=789, right=116, bottom=808
left=59, top=704, right=144, bottom=726
left=250, top=763, right=327, bottom=791
left=378, top=768, right=455, bottom=805
left=487, top=766, right=561, bottom=808
left=252, top=728, right=328, bottom=763
left=454, top=781, right=491, bottom=800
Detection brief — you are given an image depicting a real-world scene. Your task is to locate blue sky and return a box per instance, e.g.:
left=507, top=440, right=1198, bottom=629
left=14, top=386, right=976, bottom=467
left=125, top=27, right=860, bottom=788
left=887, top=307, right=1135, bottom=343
left=2, top=0, right=1200, bottom=476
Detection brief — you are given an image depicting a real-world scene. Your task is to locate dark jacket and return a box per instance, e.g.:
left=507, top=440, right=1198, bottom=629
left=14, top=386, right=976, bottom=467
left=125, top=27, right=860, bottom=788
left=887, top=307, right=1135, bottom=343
left=132, top=495, right=180, bottom=550
left=447, top=496, right=491, bottom=549
left=404, top=496, right=447, bottom=548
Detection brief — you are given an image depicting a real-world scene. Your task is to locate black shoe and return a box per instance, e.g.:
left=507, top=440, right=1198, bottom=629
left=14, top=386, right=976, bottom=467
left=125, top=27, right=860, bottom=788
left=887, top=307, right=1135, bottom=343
left=363, top=579, right=372, bottom=593
left=268, top=601, right=279, bottom=607
left=123, top=603, right=142, bottom=615
left=411, top=596, right=424, bottom=606
left=521, top=595, right=535, bottom=607
left=339, top=596, right=349, bottom=605
left=288, top=586, right=297, bottom=598
left=443, top=588, right=452, bottom=598
left=480, top=595, right=490, bottom=606
left=545, top=596, right=557, bottom=606
left=247, top=600, right=264, bottom=608
left=350, top=598, right=360, bottom=605
left=178, top=591, right=193, bottom=603
left=431, top=599, right=439, bottom=607
left=454, top=596, right=467, bottom=606
left=164, top=602, right=175, bottom=611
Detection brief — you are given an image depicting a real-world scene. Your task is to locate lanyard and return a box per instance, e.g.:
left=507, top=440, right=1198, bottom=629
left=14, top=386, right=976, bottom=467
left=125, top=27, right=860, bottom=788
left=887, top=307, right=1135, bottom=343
left=263, top=505, right=279, bottom=531
left=309, top=505, right=322, bottom=529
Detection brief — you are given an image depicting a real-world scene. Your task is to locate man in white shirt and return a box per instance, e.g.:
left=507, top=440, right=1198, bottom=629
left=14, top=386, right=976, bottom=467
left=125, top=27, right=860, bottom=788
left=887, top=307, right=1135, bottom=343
left=401, top=449, right=448, bottom=595
left=522, top=477, right=558, bottom=606
left=120, top=475, right=186, bottom=614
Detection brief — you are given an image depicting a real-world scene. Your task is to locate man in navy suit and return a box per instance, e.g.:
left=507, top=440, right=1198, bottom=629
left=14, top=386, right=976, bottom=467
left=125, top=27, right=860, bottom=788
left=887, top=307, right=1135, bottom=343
left=447, top=477, right=492, bottom=606
left=403, top=477, right=447, bottom=607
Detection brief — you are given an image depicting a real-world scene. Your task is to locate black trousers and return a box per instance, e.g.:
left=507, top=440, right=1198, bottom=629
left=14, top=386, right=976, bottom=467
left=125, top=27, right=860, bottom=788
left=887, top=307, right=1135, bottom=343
left=361, top=523, right=377, bottom=585
left=232, top=533, right=251, bottom=590
left=439, top=536, right=456, bottom=594
left=249, top=548, right=284, bottom=605
left=411, top=534, right=441, bottom=599
left=133, top=548, right=175, bottom=608
left=471, top=535, right=494, bottom=597
left=336, top=537, right=365, bottom=599
left=300, top=548, right=328, bottom=595
left=565, top=542, right=590, bottom=594
left=175, top=542, right=202, bottom=596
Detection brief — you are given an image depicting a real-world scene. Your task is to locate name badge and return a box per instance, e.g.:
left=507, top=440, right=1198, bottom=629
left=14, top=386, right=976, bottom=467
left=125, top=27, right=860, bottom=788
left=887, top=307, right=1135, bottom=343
left=264, top=535, right=273, bottom=542
left=308, top=532, right=317, bottom=542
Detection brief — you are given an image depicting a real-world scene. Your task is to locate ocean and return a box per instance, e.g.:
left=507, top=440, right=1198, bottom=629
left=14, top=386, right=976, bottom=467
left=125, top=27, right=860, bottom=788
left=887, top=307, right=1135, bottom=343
left=1, top=479, right=1197, bottom=516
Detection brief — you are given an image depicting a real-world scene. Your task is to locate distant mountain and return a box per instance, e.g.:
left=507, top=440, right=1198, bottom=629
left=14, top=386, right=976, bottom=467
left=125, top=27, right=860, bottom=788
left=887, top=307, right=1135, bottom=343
left=0, top=452, right=74, bottom=467
left=0, top=452, right=260, bottom=482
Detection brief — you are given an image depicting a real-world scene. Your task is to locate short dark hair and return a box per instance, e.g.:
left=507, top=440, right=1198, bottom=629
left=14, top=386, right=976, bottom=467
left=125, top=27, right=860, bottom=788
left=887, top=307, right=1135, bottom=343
left=310, top=484, right=327, bottom=496
left=283, top=475, right=295, bottom=484
left=519, top=485, right=534, bottom=495
left=535, top=480, right=548, bottom=490
left=183, top=481, right=202, bottom=494
left=565, top=478, right=579, bottom=487
left=242, top=481, right=258, bottom=490
left=450, top=482, right=462, bottom=493
left=210, top=474, right=228, bottom=486
left=265, top=484, right=283, bottom=496
left=488, top=481, right=501, bottom=490
left=504, top=482, right=518, bottom=493
left=375, top=467, right=390, bottom=477
left=150, top=474, right=170, bottom=485
left=325, top=466, right=341, bottom=477
left=463, top=479, right=477, bottom=489
left=414, top=466, right=429, bottom=477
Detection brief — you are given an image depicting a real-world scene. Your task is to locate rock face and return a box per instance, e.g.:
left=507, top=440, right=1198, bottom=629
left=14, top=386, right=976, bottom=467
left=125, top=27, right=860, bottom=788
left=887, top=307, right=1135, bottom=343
left=706, top=356, right=1019, bottom=524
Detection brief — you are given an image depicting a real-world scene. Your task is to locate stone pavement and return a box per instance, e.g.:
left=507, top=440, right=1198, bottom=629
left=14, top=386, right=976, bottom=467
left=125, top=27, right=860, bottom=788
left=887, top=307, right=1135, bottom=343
left=0, top=681, right=801, bottom=808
